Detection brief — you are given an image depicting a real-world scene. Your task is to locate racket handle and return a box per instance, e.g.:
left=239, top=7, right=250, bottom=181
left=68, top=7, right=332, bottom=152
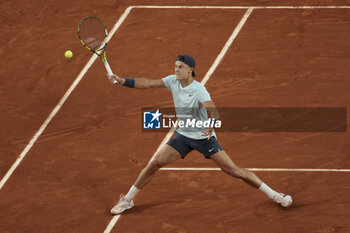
left=104, top=61, right=118, bottom=84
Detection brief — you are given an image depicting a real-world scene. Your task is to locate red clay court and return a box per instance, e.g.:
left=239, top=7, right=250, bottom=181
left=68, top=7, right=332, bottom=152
left=0, top=1, right=350, bottom=232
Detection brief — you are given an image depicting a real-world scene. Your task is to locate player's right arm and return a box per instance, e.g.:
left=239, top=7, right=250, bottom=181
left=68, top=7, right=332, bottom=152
left=108, top=74, right=165, bottom=89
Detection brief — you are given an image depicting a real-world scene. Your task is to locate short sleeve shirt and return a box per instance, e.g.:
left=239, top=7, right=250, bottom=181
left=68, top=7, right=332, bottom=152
left=162, top=74, right=215, bottom=139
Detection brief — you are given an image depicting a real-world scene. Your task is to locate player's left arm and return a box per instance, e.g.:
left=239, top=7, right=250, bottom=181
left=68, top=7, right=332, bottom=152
left=202, top=100, right=220, bottom=138
left=202, top=100, right=220, bottom=119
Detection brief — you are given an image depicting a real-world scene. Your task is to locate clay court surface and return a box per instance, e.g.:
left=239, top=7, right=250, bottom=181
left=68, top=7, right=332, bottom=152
left=1, top=0, right=350, bottom=232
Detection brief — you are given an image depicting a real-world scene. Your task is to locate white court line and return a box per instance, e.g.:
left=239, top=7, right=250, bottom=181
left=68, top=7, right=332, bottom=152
left=103, top=7, right=254, bottom=233
left=134, top=5, right=350, bottom=9
left=160, top=167, right=350, bottom=172
left=103, top=215, right=121, bottom=233
left=201, top=7, right=253, bottom=85
left=0, top=6, right=133, bottom=191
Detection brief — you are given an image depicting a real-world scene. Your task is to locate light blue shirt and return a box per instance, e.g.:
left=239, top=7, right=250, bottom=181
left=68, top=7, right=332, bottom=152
left=162, top=74, right=215, bottom=139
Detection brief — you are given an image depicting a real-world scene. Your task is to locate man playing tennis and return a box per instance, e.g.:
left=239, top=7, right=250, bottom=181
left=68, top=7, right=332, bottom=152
left=108, top=54, right=292, bottom=215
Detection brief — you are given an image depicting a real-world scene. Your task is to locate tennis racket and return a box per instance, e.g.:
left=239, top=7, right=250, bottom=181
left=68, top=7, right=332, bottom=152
left=77, top=16, right=117, bottom=84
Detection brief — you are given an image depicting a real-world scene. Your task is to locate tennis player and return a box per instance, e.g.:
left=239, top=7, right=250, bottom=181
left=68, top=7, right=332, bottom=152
left=108, top=54, right=292, bottom=215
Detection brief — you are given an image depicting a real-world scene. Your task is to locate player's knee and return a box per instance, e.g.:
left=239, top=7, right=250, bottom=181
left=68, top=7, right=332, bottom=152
left=147, top=159, right=163, bottom=172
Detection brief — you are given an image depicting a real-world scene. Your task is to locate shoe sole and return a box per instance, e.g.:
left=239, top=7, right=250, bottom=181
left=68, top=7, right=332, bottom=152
left=110, top=205, right=133, bottom=215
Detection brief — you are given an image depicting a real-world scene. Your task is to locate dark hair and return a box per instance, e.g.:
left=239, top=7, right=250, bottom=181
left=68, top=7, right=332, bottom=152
left=176, top=54, right=196, bottom=77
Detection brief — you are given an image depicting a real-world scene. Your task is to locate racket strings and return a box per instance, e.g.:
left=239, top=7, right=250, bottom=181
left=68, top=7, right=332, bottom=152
left=79, top=18, right=107, bottom=51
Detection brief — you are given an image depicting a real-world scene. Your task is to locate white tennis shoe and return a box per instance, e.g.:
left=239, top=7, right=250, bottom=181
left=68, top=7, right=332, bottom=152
left=111, top=194, right=134, bottom=215
left=272, top=193, right=293, bottom=207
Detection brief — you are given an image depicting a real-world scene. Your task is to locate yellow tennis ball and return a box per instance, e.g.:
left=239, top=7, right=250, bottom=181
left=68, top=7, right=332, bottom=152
left=65, top=50, right=73, bottom=59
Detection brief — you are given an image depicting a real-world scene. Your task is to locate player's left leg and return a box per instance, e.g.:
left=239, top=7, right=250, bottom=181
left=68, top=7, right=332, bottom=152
left=210, top=150, right=262, bottom=188
left=210, top=150, right=292, bottom=207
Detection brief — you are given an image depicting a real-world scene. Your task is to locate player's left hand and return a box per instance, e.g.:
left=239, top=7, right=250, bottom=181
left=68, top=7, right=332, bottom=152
left=202, top=127, right=213, bottom=140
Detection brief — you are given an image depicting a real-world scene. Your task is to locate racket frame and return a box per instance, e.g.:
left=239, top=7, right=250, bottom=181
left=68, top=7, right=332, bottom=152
left=77, top=16, right=116, bottom=82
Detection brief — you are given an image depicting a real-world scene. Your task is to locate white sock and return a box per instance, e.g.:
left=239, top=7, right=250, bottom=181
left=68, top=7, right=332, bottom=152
left=125, top=185, right=140, bottom=201
left=258, top=182, right=277, bottom=199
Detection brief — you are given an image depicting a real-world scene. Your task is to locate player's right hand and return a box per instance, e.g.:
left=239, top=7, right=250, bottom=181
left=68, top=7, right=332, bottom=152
left=107, top=74, right=124, bottom=85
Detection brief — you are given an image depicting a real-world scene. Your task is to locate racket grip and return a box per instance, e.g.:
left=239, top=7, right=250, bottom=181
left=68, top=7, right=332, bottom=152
left=104, top=61, right=117, bottom=84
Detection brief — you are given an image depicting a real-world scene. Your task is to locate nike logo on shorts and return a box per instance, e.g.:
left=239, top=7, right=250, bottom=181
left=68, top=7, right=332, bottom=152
left=209, top=148, right=214, bottom=152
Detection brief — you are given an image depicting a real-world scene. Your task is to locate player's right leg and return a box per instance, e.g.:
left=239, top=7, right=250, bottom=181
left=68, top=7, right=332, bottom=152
left=134, top=145, right=182, bottom=189
left=110, top=145, right=182, bottom=215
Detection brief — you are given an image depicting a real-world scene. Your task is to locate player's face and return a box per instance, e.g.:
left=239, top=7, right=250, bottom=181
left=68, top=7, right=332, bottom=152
left=175, top=61, right=192, bottom=80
